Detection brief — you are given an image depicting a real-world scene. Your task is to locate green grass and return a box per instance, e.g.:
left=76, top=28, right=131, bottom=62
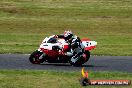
left=0, top=0, right=132, bottom=55
left=0, top=70, right=131, bottom=88
left=0, top=1, right=131, bottom=88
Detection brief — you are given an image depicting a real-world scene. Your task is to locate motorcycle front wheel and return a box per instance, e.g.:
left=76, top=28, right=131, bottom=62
left=29, top=50, right=45, bottom=64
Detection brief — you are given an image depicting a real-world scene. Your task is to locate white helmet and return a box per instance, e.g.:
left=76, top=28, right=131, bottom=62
left=63, top=31, right=73, bottom=41
left=64, top=31, right=73, bottom=37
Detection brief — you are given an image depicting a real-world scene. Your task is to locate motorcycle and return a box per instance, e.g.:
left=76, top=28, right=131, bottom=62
left=29, top=35, right=97, bottom=66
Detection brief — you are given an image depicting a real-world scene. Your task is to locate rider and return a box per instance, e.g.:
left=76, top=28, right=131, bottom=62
left=55, top=31, right=85, bottom=64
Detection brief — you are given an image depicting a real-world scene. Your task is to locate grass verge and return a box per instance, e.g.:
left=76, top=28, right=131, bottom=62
left=0, top=70, right=131, bottom=88
left=0, top=0, right=132, bottom=55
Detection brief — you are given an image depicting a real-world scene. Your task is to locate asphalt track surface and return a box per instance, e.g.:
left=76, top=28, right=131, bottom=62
left=0, top=54, right=132, bottom=72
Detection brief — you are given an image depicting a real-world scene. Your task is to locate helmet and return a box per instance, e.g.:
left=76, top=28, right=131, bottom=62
left=63, top=31, right=73, bottom=40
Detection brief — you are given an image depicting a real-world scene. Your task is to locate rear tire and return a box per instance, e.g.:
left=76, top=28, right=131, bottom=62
left=83, top=50, right=90, bottom=64
left=70, top=57, right=83, bottom=66
left=70, top=51, right=90, bottom=66
left=29, top=50, right=45, bottom=64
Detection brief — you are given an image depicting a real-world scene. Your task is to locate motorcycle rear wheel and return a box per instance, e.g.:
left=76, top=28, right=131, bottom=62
left=29, top=50, right=45, bottom=64
left=83, top=50, right=90, bottom=64
left=70, top=57, right=83, bottom=66
left=70, top=51, right=90, bottom=66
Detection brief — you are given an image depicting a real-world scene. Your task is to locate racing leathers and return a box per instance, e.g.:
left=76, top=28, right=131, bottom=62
left=56, top=34, right=84, bottom=63
left=70, top=36, right=85, bottom=63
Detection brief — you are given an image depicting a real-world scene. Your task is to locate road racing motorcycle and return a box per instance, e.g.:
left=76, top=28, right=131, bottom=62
left=29, top=35, right=97, bottom=66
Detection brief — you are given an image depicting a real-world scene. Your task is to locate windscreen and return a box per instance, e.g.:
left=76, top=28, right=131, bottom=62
left=47, top=38, right=57, bottom=43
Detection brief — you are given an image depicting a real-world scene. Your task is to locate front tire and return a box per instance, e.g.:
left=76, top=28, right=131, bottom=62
left=29, top=50, right=45, bottom=64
